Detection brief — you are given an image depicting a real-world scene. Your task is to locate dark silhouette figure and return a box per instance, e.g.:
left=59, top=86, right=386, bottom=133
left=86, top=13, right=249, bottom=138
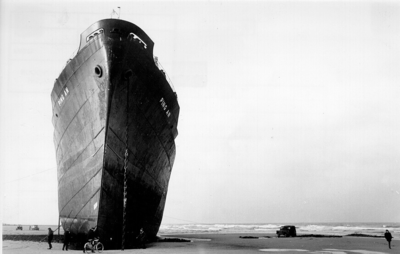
left=87, top=226, right=98, bottom=241
left=87, top=226, right=98, bottom=253
left=47, top=228, right=54, bottom=250
left=384, top=230, right=393, bottom=249
left=136, top=228, right=147, bottom=249
left=62, top=230, right=70, bottom=251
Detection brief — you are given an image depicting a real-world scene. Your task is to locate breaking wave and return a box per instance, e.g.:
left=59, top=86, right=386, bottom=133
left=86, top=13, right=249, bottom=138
left=159, top=222, right=400, bottom=237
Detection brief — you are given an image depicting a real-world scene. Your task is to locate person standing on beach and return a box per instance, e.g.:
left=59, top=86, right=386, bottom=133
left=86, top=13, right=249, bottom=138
left=62, top=230, right=70, bottom=251
left=136, top=228, right=147, bottom=249
left=87, top=226, right=98, bottom=243
left=86, top=226, right=98, bottom=252
left=384, top=230, right=393, bottom=249
left=47, top=228, right=54, bottom=250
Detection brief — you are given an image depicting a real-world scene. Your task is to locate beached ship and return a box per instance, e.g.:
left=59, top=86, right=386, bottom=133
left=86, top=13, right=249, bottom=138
left=51, top=19, right=179, bottom=248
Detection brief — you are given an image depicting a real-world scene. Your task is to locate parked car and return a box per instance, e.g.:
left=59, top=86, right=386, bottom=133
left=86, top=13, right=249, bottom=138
left=29, top=225, right=39, bottom=230
left=16, top=225, right=23, bottom=230
left=276, top=225, right=296, bottom=237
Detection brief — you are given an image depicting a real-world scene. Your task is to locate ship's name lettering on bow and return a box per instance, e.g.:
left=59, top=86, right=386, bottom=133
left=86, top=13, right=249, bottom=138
left=159, top=97, right=171, bottom=117
left=58, top=87, right=69, bottom=106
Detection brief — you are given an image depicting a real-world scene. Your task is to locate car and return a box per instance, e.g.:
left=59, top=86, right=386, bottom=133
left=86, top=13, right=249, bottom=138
left=29, top=225, right=39, bottom=230
left=16, top=225, right=23, bottom=230
left=276, top=225, right=296, bottom=237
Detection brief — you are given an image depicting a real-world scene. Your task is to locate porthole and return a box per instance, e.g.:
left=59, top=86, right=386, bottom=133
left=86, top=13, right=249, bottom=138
left=95, top=66, right=103, bottom=77
left=111, top=28, right=121, bottom=34
left=123, top=69, right=133, bottom=80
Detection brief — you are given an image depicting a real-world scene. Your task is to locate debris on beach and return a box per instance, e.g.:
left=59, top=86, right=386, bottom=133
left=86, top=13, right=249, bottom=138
left=240, top=236, right=271, bottom=239
left=346, top=233, right=384, bottom=238
left=297, top=234, right=342, bottom=238
left=156, top=237, right=191, bottom=242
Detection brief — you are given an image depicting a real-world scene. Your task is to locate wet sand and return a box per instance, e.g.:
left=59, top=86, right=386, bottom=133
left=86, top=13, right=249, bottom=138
left=2, top=233, right=397, bottom=253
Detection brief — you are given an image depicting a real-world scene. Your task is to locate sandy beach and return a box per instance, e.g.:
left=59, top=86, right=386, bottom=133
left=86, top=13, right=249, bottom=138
left=3, top=233, right=397, bottom=254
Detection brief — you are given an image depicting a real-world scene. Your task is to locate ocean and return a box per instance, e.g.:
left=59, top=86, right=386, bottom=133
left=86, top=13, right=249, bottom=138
left=158, top=222, right=400, bottom=238
left=4, top=222, right=399, bottom=239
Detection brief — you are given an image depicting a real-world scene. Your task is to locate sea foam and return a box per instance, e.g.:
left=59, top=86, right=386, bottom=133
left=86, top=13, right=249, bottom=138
left=159, top=222, right=400, bottom=238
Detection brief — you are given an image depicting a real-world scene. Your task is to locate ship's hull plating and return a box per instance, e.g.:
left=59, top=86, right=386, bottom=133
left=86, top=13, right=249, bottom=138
left=51, top=19, right=179, bottom=249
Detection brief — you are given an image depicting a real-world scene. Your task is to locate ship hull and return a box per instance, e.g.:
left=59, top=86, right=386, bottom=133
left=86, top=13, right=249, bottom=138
left=51, top=19, right=179, bottom=249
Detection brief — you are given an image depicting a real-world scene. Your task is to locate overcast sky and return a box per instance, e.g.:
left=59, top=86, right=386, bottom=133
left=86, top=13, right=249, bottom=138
left=1, top=0, right=400, bottom=226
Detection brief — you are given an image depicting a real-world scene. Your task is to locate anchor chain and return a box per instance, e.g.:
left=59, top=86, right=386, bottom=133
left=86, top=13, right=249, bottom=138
left=122, top=76, right=129, bottom=250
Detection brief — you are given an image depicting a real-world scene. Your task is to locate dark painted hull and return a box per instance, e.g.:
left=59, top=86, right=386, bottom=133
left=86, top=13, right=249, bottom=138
left=51, top=19, right=179, bottom=248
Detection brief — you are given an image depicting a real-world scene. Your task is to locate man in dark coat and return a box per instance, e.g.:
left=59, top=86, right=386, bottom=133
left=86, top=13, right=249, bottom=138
left=47, top=228, right=54, bottom=249
left=384, top=230, right=393, bottom=249
left=62, top=230, right=70, bottom=251
left=136, top=228, right=146, bottom=249
left=87, top=226, right=98, bottom=252
left=87, top=226, right=98, bottom=242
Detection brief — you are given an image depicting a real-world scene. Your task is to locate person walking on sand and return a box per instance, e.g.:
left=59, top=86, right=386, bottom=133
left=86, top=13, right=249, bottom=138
left=47, top=228, right=54, bottom=250
left=384, top=230, right=393, bottom=249
left=62, top=230, right=70, bottom=251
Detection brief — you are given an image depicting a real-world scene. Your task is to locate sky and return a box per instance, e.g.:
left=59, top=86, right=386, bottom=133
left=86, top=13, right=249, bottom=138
left=1, top=0, right=400, bottom=226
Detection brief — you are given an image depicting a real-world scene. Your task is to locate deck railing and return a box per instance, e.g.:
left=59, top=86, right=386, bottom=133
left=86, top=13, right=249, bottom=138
left=154, top=57, right=177, bottom=97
